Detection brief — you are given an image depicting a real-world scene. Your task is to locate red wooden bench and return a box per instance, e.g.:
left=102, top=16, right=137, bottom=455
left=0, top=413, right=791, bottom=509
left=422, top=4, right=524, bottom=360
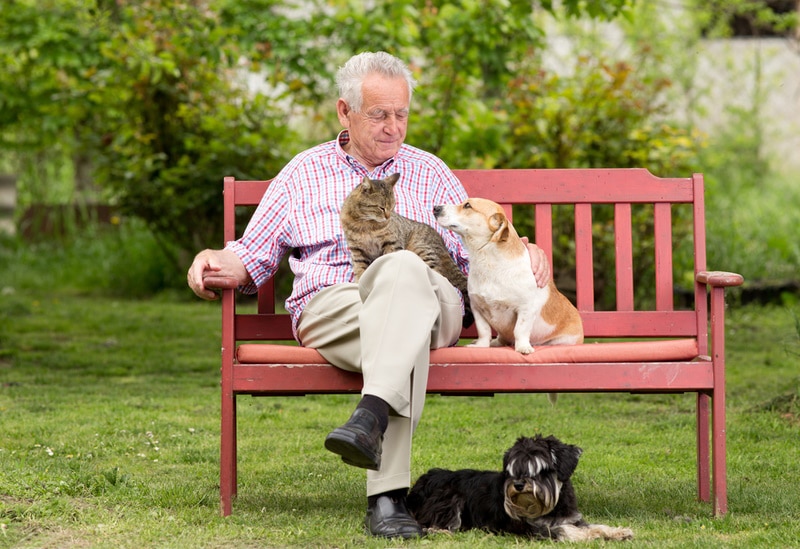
left=206, top=168, right=743, bottom=518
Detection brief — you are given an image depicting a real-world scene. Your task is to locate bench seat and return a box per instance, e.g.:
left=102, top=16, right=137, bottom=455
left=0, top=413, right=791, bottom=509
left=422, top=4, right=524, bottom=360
left=234, top=339, right=703, bottom=395
left=237, top=338, right=698, bottom=365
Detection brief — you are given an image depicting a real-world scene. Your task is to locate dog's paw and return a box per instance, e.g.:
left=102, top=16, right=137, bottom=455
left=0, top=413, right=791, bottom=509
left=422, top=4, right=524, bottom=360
left=422, top=527, right=455, bottom=536
left=515, top=343, right=534, bottom=354
left=467, top=340, right=491, bottom=348
left=557, top=524, right=634, bottom=542
left=615, top=527, right=635, bottom=540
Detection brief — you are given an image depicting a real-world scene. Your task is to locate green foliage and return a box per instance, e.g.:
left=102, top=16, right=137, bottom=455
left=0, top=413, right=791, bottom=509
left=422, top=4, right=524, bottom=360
left=316, top=0, right=629, bottom=161
left=0, top=219, right=185, bottom=297
left=2, top=0, right=797, bottom=298
left=1, top=0, right=300, bottom=257
left=498, top=48, right=703, bottom=308
left=85, top=0, right=298, bottom=254
left=696, top=0, right=799, bottom=38
left=0, top=0, right=639, bottom=257
left=0, top=0, right=105, bottom=150
left=543, top=0, right=634, bottom=20
left=502, top=55, right=703, bottom=171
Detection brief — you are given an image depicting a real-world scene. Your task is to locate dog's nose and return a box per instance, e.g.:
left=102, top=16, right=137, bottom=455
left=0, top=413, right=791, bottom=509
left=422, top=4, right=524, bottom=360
left=433, top=205, right=442, bottom=217
left=513, top=481, right=526, bottom=491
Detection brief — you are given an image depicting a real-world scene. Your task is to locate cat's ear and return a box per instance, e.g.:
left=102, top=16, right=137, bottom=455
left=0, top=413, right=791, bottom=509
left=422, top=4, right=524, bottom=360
left=360, top=176, right=372, bottom=190
left=489, top=213, right=510, bottom=243
left=386, top=173, right=401, bottom=186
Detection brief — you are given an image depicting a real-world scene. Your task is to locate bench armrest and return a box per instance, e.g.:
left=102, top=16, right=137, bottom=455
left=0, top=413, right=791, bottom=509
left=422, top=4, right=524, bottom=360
left=203, top=276, right=240, bottom=290
left=696, top=271, right=744, bottom=288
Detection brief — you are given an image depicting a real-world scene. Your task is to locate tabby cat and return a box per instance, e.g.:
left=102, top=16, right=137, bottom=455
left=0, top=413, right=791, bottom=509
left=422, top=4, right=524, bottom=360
left=340, top=173, right=472, bottom=326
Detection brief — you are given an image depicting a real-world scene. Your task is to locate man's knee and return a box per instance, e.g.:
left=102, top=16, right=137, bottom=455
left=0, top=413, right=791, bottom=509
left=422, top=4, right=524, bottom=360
left=367, top=250, right=428, bottom=280
left=358, top=251, right=439, bottom=306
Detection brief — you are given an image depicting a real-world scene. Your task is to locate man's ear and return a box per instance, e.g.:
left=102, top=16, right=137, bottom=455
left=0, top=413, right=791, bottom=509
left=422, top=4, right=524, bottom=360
left=336, top=99, right=351, bottom=128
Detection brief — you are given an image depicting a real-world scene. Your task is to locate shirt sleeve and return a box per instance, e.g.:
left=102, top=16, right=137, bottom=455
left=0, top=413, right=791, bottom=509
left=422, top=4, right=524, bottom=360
left=224, top=175, right=293, bottom=294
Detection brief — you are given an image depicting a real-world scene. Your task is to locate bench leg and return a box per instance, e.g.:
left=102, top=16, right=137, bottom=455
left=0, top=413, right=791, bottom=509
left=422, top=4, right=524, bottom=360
left=220, top=391, right=237, bottom=516
left=712, top=385, right=728, bottom=516
left=709, top=285, right=729, bottom=516
left=696, top=392, right=711, bottom=503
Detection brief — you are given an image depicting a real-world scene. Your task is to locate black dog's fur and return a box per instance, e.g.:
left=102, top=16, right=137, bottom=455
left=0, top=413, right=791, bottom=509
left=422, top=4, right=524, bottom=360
left=407, top=435, right=633, bottom=541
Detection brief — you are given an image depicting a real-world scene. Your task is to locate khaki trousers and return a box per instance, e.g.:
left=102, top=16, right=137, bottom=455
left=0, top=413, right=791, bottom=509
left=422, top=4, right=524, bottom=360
left=296, top=251, right=463, bottom=496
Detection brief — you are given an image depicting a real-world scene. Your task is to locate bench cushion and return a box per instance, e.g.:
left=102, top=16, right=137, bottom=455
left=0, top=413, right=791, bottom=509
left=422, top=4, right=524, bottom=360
left=236, top=338, right=699, bottom=365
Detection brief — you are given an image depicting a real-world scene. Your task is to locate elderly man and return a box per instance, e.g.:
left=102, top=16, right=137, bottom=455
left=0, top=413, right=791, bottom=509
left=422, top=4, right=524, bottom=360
left=187, top=51, right=548, bottom=539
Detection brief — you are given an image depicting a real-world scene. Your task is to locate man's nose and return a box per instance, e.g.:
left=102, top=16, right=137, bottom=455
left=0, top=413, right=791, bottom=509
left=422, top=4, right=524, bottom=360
left=383, top=115, right=400, bottom=133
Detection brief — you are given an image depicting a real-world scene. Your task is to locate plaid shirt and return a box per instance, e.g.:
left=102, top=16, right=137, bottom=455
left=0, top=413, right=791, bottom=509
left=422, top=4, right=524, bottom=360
left=226, top=130, right=470, bottom=339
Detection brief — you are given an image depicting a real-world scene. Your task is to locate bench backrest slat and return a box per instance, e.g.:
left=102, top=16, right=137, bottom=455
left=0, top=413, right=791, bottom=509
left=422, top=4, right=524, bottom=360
left=534, top=204, right=554, bottom=269
left=692, top=179, right=709, bottom=352
left=223, top=169, right=706, bottom=343
left=614, top=203, right=634, bottom=311
left=654, top=202, right=675, bottom=311
left=574, top=203, right=595, bottom=311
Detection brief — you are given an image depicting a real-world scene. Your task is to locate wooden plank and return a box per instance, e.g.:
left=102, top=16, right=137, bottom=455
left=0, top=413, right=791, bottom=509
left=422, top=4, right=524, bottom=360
left=579, top=311, right=698, bottom=337
left=231, top=170, right=695, bottom=207
left=654, top=202, right=674, bottom=310
left=233, top=310, right=700, bottom=341
left=427, top=362, right=714, bottom=393
left=233, top=365, right=362, bottom=394
left=454, top=169, right=695, bottom=203
left=534, top=204, right=554, bottom=268
left=235, top=314, right=295, bottom=341
left=615, top=203, right=634, bottom=310
left=231, top=361, right=714, bottom=395
left=232, top=180, right=271, bottom=205
left=574, top=204, right=595, bottom=310
left=692, top=174, right=709, bottom=355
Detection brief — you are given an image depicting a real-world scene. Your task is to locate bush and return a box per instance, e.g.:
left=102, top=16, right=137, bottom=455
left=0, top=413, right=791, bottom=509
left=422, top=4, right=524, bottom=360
left=498, top=52, right=704, bottom=308
left=0, top=218, right=185, bottom=298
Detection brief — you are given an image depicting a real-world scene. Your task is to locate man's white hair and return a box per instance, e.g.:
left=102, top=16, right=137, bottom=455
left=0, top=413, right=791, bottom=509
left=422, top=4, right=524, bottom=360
left=336, top=51, right=416, bottom=112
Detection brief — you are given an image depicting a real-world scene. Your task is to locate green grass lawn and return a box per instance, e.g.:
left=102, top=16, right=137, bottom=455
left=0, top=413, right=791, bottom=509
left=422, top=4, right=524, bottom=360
left=1, top=290, right=798, bottom=548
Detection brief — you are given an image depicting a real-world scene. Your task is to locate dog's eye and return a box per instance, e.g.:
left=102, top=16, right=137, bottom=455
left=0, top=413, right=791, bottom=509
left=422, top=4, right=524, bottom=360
left=463, top=202, right=471, bottom=209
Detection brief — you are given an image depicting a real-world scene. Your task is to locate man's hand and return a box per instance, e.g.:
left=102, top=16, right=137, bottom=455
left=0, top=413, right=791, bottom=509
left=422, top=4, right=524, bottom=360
left=521, top=237, right=550, bottom=288
left=187, top=249, right=250, bottom=300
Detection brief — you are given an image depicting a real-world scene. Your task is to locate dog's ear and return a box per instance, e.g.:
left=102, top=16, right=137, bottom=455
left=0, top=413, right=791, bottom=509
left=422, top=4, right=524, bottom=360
left=546, top=436, right=583, bottom=481
left=489, top=213, right=510, bottom=243
left=502, top=443, right=515, bottom=472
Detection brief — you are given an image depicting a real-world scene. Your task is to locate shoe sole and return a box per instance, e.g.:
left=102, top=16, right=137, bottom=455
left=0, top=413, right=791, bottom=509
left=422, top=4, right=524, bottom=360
left=366, top=527, right=424, bottom=539
left=324, top=431, right=381, bottom=471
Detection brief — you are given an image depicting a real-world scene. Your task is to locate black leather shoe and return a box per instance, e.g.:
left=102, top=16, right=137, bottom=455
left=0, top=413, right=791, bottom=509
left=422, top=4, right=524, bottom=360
left=365, top=495, right=424, bottom=539
left=324, top=408, right=383, bottom=470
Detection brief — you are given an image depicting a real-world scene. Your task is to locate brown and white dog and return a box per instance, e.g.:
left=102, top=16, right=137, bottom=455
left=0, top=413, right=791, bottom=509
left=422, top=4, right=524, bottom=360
left=434, top=198, right=583, bottom=354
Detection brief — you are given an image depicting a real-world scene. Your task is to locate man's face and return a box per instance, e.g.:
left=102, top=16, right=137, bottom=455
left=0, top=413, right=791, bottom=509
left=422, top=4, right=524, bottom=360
left=337, top=73, right=409, bottom=169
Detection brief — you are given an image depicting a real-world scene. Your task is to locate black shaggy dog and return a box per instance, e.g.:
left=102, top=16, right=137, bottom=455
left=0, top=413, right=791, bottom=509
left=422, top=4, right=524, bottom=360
left=406, top=435, right=633, bottom=542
